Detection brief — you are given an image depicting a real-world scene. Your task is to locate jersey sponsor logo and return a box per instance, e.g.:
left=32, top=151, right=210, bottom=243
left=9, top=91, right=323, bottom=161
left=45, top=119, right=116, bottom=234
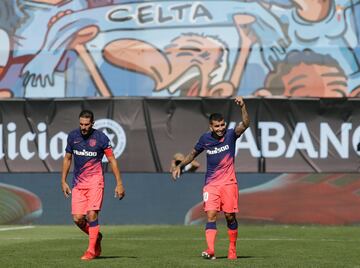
left=73, top=149, right=98, bottom=157
left=206, top=145, right=229, bottom=155
left=94, top=119, right=126, bottom=162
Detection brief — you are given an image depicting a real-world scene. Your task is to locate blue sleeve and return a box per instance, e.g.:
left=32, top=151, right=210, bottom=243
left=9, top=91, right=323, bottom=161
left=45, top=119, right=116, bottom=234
left=65, top=134, right=72, bottom=154
left=194, top=135, right=205, bottom=154
left=101, top=132, right=112, bottom=150
left=231, top=128, right=240, bottom=140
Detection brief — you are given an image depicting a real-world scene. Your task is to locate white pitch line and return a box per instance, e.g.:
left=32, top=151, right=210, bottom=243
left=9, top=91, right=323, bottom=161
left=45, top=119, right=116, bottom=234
left=0, top=226, right=35, bottom=232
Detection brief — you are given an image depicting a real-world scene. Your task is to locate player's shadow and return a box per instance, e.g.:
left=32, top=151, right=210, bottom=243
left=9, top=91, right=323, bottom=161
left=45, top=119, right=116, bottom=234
left=216, top=255, right=253, bottom=259
left=96, top=256, right=137, bottom=259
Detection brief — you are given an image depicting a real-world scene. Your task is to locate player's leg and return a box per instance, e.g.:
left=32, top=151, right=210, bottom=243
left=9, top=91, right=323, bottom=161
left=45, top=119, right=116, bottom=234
left=85, top=210, right=99, bottom=255
left=202, top=184, right=220, bottom=259
left=81, top=187, right=104, bottom=260
left=202, top=210, right=217, bottom=259
left=72, top=187, right=89, bottom=234
left=72, top=188, right=97, bottom=260
left=224, top=212, right=238, bottom=260
left=73, top=214, right=88, bottom=233
left=221, top=184, right=239, bottom=260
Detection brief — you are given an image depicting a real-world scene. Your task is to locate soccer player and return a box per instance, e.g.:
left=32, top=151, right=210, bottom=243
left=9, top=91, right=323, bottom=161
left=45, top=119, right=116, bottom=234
left=61, top=110, right=125, bottom=260
left=171, top=96, right=250, bottom=260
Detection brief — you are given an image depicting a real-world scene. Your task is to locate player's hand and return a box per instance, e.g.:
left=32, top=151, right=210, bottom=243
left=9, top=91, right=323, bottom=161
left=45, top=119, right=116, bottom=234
left=115, top=184, right=125, bottom=200
left=171, top=166, right=181, bottom=181
left=235, top=96, right=245, bottom=108
left=170, top=162, right=176, bottom=173
left=61, top=182, right=71, bottom=198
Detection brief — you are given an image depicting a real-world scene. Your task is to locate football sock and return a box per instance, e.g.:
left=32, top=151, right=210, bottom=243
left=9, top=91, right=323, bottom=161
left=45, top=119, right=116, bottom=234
left=87, top=219, right=100, bottom=254
left=205, top=222, right=217, bottom=253
left=227, top=219, right=238, bottom=249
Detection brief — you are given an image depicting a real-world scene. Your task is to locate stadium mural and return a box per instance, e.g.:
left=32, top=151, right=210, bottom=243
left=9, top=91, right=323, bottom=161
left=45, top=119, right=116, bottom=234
left=1, top=0, right=360, bottom=98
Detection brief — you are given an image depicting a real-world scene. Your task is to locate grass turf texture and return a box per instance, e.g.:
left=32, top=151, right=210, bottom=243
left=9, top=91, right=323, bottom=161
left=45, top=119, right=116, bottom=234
left=1, top=225, right=360, bottom=267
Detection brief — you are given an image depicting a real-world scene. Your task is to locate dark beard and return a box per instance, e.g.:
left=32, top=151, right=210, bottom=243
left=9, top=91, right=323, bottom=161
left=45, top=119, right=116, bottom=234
left=211, top=129, right=226, bottom=140
left=81, top=128, right=94, bottom=139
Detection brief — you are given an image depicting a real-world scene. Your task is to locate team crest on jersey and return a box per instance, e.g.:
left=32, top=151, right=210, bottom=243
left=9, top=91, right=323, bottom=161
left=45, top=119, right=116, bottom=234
left=89, top=139, right=97, bottom=147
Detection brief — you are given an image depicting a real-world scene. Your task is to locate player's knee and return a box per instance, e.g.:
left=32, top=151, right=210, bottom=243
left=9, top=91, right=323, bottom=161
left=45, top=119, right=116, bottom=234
left=225, top=212, right=236, bottom=223
left=73, top=216, right=85, bottom=226
left=206, top=212, right=217, bottom=222
left=87, top=210, right=98, bottom=221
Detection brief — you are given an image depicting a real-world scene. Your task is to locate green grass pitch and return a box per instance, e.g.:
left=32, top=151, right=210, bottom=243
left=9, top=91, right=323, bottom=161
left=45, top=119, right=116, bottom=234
left=1, top=224, right=360, bottom=267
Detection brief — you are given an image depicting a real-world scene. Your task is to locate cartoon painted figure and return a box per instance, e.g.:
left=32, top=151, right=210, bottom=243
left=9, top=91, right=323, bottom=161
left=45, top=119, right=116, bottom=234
left=4, top=0, right=359, bottom=97
left=0, top=0, right=29, bottom=98
left=255, top=49, right=360, bottom=97
left=268, top=0, right=360, bottom=93
left=19, top=1, right=287, bottom=97
left=0, top=0, right=114, bottom=98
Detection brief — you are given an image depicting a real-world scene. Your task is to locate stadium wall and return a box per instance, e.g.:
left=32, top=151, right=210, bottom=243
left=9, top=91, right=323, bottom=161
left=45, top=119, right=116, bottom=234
left=1, top=172, right=360, bottom=225
left=0, top=98, right=359, bottom=225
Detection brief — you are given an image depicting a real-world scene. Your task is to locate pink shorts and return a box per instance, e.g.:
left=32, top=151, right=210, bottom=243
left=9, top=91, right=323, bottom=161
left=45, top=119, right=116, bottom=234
left=203, top=183, right=239, bottom=213
left=72, top=187, right=104, bottom=215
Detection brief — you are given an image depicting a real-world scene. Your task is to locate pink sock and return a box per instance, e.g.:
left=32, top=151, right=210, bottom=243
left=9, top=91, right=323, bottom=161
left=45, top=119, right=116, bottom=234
left=87, top=225, right=100, bottom=254
left=228, top=229, right=238, bottom=249
left=205, top=229, right=217, bottom=253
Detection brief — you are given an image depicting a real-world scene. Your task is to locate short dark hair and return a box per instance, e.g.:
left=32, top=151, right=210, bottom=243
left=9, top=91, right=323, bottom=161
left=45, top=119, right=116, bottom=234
left=79, top=110, right=94, bottom=122
left=209, top=113, right=224, bottom=123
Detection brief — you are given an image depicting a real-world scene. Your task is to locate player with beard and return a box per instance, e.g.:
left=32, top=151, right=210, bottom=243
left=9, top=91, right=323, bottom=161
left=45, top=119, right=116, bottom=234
left=61, top=109, right=125, bottom=260
left=171, top=96, right=250, bottom=260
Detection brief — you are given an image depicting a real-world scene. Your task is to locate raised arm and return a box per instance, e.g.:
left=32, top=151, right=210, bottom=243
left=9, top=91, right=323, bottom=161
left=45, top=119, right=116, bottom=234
left=229, top=14, right=256, bottom=91
left=171, top=149, right=200, bottom=181
left=234, top=96, right=250, bottom=136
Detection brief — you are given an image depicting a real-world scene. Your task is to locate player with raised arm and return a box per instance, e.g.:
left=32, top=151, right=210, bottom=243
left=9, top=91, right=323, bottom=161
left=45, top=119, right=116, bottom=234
left=172, top=96, right=250, bottom=260
left=61, top=110, right=125, bottom=261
